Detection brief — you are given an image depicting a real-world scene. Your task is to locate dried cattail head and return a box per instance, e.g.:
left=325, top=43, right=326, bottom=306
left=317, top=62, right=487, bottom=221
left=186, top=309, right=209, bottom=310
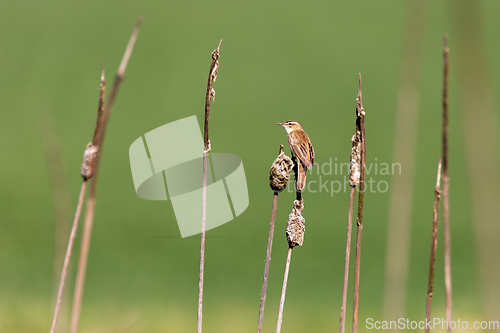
left=270, top=145, right=295, bottom=193
left=356, top=75, right=365, bottom=117
left=349, top=132, right=362, bottom=186
left=286, top=199, right=305, bottom=248
left=209, top=40, right=222, bottom=102
left=350, top=77, right=365, bottom=186
left=81, top=143, right=98, bottom=180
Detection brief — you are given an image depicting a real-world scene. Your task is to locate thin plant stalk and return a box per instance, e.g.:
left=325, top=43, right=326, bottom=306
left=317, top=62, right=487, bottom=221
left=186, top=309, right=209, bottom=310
left=441, top=34, right=453, bottom=333
left=260, top=145, right=293, bottom=332
left=70, top=195, right=94, bottom=333
left=257, top=192, right=279, bottom=333
left=198, top=39, right=222, bottom=333
left=49, top=60, right=107, bottom=333
left=198, top=152, right=208, bottom=333
left=276, top=247, right=293, bottom=333
left=352, top=74, right=366, bottom=333
left=340, top=186, right=356, bottom=333
left=70, top=19, right=142, bottom=333
left=49, top=181, right=87, bottom=333
left=425, top=159, right=442, bottom=333
left=68, top=67, right=106, bottom=333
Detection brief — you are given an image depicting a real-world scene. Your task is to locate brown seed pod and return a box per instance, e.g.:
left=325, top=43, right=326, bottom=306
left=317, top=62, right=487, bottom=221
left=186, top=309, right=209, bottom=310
left=286, top=199, right=305, bottom=248
left=349, top=131, right=362, bottom=186
left=270, top=145, right=294, bottom=193
left=81, top=143, right=98, bottom=180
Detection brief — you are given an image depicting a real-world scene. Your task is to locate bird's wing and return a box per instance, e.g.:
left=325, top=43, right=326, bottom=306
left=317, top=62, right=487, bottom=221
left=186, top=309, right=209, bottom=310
left=289, top=130, right=312, bottom=169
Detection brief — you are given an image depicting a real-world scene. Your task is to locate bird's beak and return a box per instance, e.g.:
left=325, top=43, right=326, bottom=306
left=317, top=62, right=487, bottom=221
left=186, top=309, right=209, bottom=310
left=277, top=122, right=283, bottom=126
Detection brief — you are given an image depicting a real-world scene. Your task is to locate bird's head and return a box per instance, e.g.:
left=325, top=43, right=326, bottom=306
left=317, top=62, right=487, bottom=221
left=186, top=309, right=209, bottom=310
left=277, top=120, right=302, bottom=133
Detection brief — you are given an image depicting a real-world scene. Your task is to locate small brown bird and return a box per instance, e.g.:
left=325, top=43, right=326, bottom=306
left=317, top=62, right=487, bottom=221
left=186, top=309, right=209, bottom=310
left=278, top=121, right=315, bottom=191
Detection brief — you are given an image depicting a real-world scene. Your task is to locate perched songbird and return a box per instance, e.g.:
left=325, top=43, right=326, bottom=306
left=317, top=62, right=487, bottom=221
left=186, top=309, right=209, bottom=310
left=278, top=121, right=315, bottom=191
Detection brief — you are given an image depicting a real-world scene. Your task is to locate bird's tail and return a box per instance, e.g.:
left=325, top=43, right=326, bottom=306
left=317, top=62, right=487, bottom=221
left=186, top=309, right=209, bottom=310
left=296, top=162, right=307, bottom=191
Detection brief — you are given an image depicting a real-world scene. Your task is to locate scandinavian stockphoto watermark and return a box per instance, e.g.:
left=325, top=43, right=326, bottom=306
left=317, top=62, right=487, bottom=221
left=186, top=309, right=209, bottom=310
left=285, top=157, right=401, bottom=196
left=129, top=115, right=249, bottom=238
left=366, top=317, right=500, bottom=331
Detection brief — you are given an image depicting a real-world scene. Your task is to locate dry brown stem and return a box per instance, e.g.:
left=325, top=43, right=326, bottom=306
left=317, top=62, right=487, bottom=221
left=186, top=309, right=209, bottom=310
left=198, top=39, right=222, bottom=333
left=341, top=73, right=366, bottom=333
left=100, top=18, right=142, bottom=148
left=257, top=192, right=279, bottom=333
left=441, top=35, right=453, bottom=333
left=352, top=74, right=366, bottom=333
left=92, top=66, right=106, bottom=146
left=49, top=63, right=107, bottom=333
left=257, top=145, right=293, bottom=333
left=70, top=19, right=142, bottom=333
left=49, top=181, right=87, bottom=333
left=340, top=186, right=356, bottom=333
left=276, top=247, right=293, bottom=333
left=276, top=198, right=306, bottom=333
left=425, top=159, right=442, bottom=333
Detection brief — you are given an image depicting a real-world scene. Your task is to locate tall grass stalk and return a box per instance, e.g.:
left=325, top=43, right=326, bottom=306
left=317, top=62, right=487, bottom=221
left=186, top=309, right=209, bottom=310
left=352, top=74, right=366, bottom=333
left=258, top=144, right=294, bottom=333
left=49, top=62, right=107, bottom=333
left=198, top=39, right=222, bottom=333
left=70, top=19, right=142, bottom=333
left=49, top=181, right=87, bottom=333
left=276, top=247, right=293, bottom=333
left=441, top=35, right=453, bottom=333
left=425, top=159, right=442, bottom=333
left=340, top=86, right=366, bottom=333
left=257, top=192, right=278, bottom=333
left=339, top=186, right=355, bottom=333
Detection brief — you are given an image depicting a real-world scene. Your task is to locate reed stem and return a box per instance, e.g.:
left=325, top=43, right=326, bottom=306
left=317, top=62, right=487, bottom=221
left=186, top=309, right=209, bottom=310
left=69, top=19, right=142, bottom=333
left=441, top=34, right=453, bottom=333
left=352, top=74, right=366, bottom=333
left=257, top=192, right=279, bottom=333
left=340, top=186, right=356, bottom=333
left=276, top=247, right=293, bottom=333
left=425, top=159, right=442, bottom=333
left=49, top=181, right=87, bottom=333
left=198, top=39, right=222, bottom=333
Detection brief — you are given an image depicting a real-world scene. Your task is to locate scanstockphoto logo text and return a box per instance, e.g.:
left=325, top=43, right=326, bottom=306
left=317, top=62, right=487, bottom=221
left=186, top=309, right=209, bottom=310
left=285, top=157, right=401, bottom=196
left=366, top=317, right=500, bottom=331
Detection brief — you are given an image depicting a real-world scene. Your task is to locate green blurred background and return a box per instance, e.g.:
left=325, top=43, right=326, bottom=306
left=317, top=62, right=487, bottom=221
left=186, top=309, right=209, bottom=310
left=1, top=0, right=499, bottom=332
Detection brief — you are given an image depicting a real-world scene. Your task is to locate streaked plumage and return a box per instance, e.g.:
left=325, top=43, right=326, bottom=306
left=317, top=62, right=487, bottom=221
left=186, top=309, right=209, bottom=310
left=278, top=121, right=315, bottom=191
